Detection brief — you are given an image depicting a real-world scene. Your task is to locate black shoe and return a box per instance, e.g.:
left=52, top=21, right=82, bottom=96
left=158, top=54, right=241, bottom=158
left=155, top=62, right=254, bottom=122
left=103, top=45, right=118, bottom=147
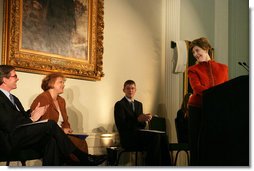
left=85, top=154, right=107, bottom=166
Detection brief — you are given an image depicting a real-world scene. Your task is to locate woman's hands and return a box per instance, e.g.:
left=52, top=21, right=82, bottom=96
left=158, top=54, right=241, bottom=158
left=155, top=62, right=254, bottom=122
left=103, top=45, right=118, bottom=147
left=63, top=128, right=73, bottom=134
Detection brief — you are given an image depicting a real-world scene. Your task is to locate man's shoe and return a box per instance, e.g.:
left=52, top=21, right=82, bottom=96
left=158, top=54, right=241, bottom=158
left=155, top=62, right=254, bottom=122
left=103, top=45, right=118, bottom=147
left=86, top=154, right=107, bottom=166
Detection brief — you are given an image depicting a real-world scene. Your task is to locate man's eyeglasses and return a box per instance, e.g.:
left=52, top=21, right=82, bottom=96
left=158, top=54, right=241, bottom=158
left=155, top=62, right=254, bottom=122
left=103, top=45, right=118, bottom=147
left=9, top=74, right=18, bottom=79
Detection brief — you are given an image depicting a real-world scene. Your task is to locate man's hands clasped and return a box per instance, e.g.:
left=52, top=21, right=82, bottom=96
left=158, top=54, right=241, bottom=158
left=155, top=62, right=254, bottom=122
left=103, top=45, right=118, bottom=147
left=30, top=102, right=49, bottom=122
left=137, top=113, right=152, bottom=122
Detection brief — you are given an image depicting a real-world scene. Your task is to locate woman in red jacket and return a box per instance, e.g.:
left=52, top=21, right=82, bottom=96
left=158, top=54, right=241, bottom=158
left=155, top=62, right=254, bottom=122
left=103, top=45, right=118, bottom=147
left=187, top=37, right=228, bottom=165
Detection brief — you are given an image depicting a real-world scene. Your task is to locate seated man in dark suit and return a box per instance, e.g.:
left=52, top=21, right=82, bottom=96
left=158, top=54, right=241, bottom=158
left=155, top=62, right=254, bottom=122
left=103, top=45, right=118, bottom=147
left=0, top=65, right=106, bottom=166
left=114, top=80, right=171, bottom=166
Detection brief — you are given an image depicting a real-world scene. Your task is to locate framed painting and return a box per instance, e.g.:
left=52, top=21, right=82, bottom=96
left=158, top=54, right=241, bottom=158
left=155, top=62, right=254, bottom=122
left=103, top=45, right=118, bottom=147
left=2, top=0, right=104, bottom=81
left=183, top=40, right=195, bottom=96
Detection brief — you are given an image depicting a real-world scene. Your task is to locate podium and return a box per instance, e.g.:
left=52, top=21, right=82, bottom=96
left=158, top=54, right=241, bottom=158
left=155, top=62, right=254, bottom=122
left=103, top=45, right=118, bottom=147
left=199, top=75, right=249, bottom=166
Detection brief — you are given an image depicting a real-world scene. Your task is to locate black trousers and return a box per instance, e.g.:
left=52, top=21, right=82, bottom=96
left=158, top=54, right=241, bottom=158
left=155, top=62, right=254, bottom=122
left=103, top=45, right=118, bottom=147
left=188, top=106, right=202, bottom=166
left=121, top=130, right=172, bottom=166
left=10, top=120, right=76, bottom=166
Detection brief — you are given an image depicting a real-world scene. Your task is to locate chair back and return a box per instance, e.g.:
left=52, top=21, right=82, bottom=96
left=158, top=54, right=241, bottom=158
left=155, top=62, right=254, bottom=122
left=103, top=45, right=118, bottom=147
left=175, top=115, right=189, bottom=143
left=149, top=116, right=166, bottom=132
left=175, top=118, right=181, bottom=142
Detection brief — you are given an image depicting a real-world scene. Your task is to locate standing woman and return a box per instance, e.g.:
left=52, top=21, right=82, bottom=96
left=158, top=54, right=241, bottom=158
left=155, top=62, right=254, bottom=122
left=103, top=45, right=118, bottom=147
left=187, top=37, right=228, bottom=165
left=30, top=73, right=88, bottom=163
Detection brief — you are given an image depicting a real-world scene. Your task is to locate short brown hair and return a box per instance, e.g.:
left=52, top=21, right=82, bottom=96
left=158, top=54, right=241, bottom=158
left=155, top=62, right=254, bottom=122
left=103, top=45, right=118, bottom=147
left=0, top=65, right=15, bottom=85
left=41, top=73, right=65, bottom=91
left=123, top=80, right=136, bottom=88
left=190, top=37, right=214, bottom=59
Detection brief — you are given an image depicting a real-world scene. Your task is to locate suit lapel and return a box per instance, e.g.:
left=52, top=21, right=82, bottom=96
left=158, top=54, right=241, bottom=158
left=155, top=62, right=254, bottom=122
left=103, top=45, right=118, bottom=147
left=122, top=97, right=135, bottom=114
left=124, top=98, right=131, bottom=112
left=0, top=91, right=17, bottom=110
left=46, top=91, right=59, bottom=113
left=11, top=94, right=26, bottom=112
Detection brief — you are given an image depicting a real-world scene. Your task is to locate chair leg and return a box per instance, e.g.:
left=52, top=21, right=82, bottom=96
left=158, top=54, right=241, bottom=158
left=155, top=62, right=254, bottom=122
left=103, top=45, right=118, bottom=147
left=116, top=150, right=143, bottom=166
left=174, top=150, right=190, bottom=166
left=21, top=161, right=26, bottom=166
left=185, top=150, right=190, bottom=166
left=116, top=150, right=125, bottom=166
left=174, top=151, right=180, bottom=166
left=135, top=151, right=138, bottom=166
left=6, top=161, right=10, bottom=166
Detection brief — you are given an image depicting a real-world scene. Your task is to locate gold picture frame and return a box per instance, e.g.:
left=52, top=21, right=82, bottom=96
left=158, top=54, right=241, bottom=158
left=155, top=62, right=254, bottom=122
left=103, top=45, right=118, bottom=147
left=2, top=0, right=104, bottom=81
left=183, top=40, right=191, bottom=96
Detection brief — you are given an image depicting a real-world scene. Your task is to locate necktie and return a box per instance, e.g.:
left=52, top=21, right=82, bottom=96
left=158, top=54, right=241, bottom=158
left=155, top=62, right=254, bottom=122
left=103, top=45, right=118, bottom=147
left=130, top=101, right=135, bottom=112
left=9, top=94, right=15, bottom=106
left=10, top=94, right=19, bottom=111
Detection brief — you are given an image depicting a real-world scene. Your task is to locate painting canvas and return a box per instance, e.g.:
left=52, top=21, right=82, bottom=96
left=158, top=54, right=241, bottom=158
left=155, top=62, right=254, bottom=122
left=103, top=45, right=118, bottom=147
left=2, top=0, right=104, bottom=81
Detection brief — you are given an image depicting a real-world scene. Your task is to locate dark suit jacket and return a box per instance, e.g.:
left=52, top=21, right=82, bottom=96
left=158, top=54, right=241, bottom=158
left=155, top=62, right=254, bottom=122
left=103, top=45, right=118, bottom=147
left=0, top=91, right=32, bottom=154
left=114, top=97, right=146, bottom=148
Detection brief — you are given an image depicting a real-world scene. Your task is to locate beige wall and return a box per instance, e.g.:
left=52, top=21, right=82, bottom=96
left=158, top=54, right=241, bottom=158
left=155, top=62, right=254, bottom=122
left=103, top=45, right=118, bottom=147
left=180, top=0, right=228, bottom=64
left=180, top=0, right=215, bottom=41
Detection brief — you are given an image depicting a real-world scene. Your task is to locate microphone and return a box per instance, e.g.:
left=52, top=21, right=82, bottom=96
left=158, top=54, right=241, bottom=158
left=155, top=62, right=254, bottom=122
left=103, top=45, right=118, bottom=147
left=238, top=62, right=249, bottom=72
left=243, top=62, right=249, bottom=68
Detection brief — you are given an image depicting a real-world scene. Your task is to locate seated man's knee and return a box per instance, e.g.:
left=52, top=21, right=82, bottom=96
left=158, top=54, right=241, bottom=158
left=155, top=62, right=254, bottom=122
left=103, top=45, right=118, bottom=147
left=47, top=120, right=58, bottom=128
left=43, top=120, right=59, bottom=134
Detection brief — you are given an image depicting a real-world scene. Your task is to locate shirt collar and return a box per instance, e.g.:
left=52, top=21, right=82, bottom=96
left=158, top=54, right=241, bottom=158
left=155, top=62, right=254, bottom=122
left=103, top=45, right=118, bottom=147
left=0, top=88, right=11, bottom=99
left=125, top=96, right=134, bottom=103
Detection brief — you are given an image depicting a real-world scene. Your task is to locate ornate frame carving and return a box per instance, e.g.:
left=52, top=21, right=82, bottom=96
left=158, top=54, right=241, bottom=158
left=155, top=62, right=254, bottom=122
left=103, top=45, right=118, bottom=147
left=2, top=0, right=104, bottom=81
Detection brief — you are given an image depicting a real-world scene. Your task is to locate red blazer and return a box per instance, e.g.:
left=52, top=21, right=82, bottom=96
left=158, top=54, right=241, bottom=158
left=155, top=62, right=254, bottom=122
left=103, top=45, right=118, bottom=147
left=188, top=60, right=228, bottom=107
left=30, top=91, right=71, bottom=129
